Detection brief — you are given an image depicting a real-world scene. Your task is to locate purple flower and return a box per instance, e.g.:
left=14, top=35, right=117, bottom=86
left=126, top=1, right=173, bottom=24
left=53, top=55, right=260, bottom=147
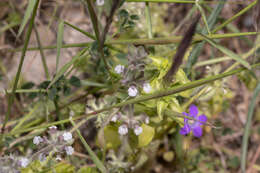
left=180, top=105, right=207, bottom=138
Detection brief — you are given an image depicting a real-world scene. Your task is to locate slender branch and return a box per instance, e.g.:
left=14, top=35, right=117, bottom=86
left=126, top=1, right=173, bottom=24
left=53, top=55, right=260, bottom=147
left=1, top=0, right=40, bottom=134
left=4, top=32, right=259, bottom=52
left=7, top=62, right=260, bottom=136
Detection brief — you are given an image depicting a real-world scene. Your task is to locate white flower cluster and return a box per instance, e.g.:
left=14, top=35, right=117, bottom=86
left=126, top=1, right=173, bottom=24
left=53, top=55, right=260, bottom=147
left=118, top=124, right=143, bottom=136
left=143, top=83, right=151, bottom=93
left=96, top=0, right=104, bottom=6
left=62, top=132, right=73, bottom=142
left=115, top=65, right=125, bottom=74
left=20, top=157, right=30, bottom=168
left=33, top=136, right=43, bottom=145
left=128, top=86, right=138, bottom=97
left=65, top=146, right=74, bottom=155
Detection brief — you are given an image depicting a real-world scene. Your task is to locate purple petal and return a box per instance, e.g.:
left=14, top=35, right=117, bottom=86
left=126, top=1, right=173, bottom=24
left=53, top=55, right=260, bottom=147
left=197, top=114, right=207, bottom=125
left=182, top=112, right=189, bottom=116
left=192, top=125, right=202, bottom=138
left=189, top=104, right=198, bottom=117
left=180, top=124, right=191, bottom=135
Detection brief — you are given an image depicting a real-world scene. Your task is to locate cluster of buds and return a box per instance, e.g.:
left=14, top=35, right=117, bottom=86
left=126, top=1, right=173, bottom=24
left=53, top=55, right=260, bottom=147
left=17, top=126, right=75, bottom=168
left=110, top=113, right=150, bottom=136
left=113, top=46, right=152, bottom=98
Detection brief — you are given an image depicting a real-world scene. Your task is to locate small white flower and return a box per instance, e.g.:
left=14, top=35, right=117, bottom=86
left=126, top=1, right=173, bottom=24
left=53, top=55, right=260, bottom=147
left=96, top=0, right=104, bottom=6
left=56, top=155, right=62, bottom=161
left=143, top=83, right=151, bottom=93
left=145, top=117, right=149, bottom=124
left=65, top=146, right=74, bottom=155
left=63, top=132, right=73, bottom=141
left=33, top=136, right=43, bottom=145
left=114, top=65, right=125, bottom=74
left=118, top=124, right=128, bottom=135
left=128, top=86, right=138, bottom=97
left=49, top=126, right=57, bottom=130
left=20, top=157, right=30, bottom=168
left=38, top=153, right=46, bottom=162
left=111, top=115, right=118, bottom=122
left=134, top=125, right=143, bottom=136
left=70, top=110, right=75, bottom=117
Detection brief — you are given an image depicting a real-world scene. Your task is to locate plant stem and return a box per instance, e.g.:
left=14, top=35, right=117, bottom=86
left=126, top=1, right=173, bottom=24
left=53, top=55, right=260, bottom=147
left=1, top=0, right=40, bottom=134
left=145, top=2, right=153, bottom=38
left=34, top=24, right=50, bottom=80
left=7, top=63, right=260, bottom=136
left=6, top=32, right=259, bottom=52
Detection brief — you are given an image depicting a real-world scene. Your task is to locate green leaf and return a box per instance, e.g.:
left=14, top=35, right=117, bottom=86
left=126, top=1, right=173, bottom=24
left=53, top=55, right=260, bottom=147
left=69, top=76, right=81, bottom=87
left=138, top=124, right=155, bottom=147
left=104, top=125, right=121, bottom=149
left=52, top=162, right=75, bottom=173
left=77, top=167, right=99, bottom=173
left=119, top=9, right=129, bottom=18
left=17, top=0, right=37, bottom=37
left=200, top=34, right=251, bottom=69
left=56, top=20, right=64, bottom=72
left=130, top=14, right=139, bottom=20
left=21, top=82, right=35, bottom=89
left=157, top=100, right=168, bottom=120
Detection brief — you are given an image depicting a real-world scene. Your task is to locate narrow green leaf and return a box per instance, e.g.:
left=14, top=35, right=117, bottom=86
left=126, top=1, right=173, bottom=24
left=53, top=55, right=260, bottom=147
left=70, top=119, right=107, bottom=173
left=64, top=21, right=96, bottom=40
left=17, top=0, right=37, bottom=38
left=200, top=34, right=251, bottom=69
left=56, top=20, right=64, bottom=72
left=196, top=1, right=211, bottom=34
left=185, top=0, right=225, bottom=75
left=2, top=0, right=40, bottom=135
left=241, top=82, right=260, bottom=173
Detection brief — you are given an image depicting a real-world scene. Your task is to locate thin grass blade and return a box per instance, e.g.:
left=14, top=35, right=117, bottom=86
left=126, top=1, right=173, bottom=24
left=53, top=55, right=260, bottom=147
left=17, top=0, right=37, bottom=38
left=1, top=0, right=40, bottom=134
left=185, top=0, right=225, bottom=75
left=241, top=82, right=260, bottom=173
left=56, top=20, right=64, bottom=72
left=70, top=119, right=107, bottom=173
left=200, top=34, right=251, bottom=69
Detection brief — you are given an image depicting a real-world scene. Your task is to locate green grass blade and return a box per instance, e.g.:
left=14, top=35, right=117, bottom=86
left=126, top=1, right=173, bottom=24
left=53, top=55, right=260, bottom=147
left=17, top=0, right=37, bottom=38
left=70, top=119, right=107, bottom=173
left=196, top=1, right=211, bottom=34
left=84, top=0, right=101, bottom=42
left=212, top=0, right=258, bottom=33
left=241, top=82, right=260, bottom=173
left=48, top=47, right=88, bottom=89
left=185, top=0, right=226, bottom=75
left=56, top=20, right=64, bottom=72
left=64, top=21, right=96, bottom=40
left=34, top=25, right=50, bottom=80
left=145, top=2, right=153, bottom=38
left=1, top=0, right=40, bottom=135
left=200, top=34, right=251, bottom=69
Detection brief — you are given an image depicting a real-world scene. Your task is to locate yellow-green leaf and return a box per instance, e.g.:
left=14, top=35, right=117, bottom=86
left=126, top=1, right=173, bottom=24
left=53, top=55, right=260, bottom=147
left=77, top=167, right=99, bottom=173
left=157, top=100, right=168, bottom=120
left=138, top=124, right=155, bottom=147
left=104, top=125, right=121, bottom=149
